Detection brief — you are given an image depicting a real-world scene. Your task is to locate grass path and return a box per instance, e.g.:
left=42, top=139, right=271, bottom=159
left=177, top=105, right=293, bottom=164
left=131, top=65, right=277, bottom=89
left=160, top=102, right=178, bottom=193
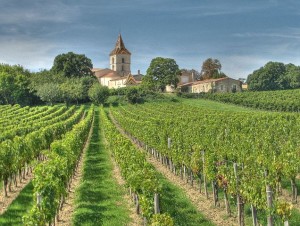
left=157, top=172, right=214, bottom=226
left=0, top=182, right=34, bottom=225
left=72, top=108, right=132, bottom=226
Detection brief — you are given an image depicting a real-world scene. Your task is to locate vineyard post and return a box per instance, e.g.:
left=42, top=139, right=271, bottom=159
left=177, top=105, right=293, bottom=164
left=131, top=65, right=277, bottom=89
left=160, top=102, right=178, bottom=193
left=154, top=193, right=160, bottom=214
left=251, top=204, right=258, bottom=226
left=168, top=137, right=171, bottom=149
left=234, top=162, right=244, bottom=226
left=201, top=150, right=208, bottom=198
left=37, top=193, right=42, bottom=211
left=265, top=170, right=274, bottom=226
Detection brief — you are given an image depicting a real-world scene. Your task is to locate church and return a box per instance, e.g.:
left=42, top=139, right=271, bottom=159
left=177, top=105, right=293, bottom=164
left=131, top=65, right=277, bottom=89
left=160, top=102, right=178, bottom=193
left=92, top=34, right=143, bottom=89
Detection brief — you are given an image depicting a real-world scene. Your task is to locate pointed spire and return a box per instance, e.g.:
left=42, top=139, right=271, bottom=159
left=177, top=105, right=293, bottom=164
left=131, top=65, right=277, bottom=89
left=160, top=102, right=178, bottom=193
left=110, top=34, right=131, bottom=56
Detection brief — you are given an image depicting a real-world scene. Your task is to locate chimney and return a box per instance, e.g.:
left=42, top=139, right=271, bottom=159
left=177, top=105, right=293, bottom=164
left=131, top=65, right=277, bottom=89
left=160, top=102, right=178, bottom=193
left=138, top=70, right=140, bottom=75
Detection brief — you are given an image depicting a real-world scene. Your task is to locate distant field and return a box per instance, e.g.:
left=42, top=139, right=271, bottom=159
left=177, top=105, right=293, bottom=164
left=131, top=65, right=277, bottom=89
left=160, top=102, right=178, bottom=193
left=184, top=89, right=300, bottom=112
left=180, top=97, right=263, bottom=112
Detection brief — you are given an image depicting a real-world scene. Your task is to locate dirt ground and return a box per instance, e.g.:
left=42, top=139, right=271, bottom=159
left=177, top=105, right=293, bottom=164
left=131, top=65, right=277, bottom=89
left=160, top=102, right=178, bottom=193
left=0, top=174, right=33, bottom=215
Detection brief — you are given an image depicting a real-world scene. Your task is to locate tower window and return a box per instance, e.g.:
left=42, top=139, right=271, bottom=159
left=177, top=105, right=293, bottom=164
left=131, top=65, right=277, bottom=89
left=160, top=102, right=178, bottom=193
left=122, top=58, right=125, bottom=63
left=112, top=57, right=114, bottom=64
left=112, top=65, right=115, bottom=70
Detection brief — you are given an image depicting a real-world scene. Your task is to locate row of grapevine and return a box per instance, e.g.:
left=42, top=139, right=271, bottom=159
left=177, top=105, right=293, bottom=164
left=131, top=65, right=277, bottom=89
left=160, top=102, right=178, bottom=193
left=193, top=89, right=300, bottom=112
left=0, top=104, right=21, bottom=116
left=23, top=105, right=94, bottom=225
left=0, top=104, right=14, bottom=113
left=0, top=105, right=51, bottom=128
left=0, top=105, right=77, bottom=141
left=0, top=105, right=84, bottom=197
left=111, top=103, right=300, bottom=225
left=100, top=108, right=174, bottom=226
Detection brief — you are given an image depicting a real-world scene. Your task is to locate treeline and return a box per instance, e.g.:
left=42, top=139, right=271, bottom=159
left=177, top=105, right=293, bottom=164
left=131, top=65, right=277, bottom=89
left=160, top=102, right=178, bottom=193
left=0, top=52, right=110, bottom=106
left=247, top=62, right=300, bottom=91
left=183, top=89, right=300, bottom=112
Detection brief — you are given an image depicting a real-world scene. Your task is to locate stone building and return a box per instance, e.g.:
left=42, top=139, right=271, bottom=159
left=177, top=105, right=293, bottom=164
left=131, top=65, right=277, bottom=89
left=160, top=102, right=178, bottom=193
left=93, top=34, right=142, bottom=89
left=179, top=77, right=242, bottom=93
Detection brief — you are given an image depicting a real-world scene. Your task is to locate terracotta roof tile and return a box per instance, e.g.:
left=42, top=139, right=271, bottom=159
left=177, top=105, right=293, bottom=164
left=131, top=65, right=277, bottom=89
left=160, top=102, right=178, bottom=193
left=110, top=34, right=131, bottom=56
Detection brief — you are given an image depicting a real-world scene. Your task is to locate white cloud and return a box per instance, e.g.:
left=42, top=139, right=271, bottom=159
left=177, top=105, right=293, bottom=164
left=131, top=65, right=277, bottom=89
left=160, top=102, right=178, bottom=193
left=0, top=37, right=58, bottom=71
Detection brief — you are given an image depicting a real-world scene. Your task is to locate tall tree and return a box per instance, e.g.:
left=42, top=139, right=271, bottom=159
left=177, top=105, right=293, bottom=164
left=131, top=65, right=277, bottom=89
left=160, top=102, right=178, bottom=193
left=143, top=57, right=180, bottom=91
left=247, top=62, right=287, bottom=91
left=285, top=64, right=300, bottom=89
left=200, top=58, right=225, bottom=80
left=51, top=52, right=93, bottom=77
left=0, top=64, right=36, bottom=105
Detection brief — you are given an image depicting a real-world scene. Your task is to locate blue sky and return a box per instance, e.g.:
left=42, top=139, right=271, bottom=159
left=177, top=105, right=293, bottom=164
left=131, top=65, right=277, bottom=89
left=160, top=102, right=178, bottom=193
left=0, top=0, right=300, bottom=79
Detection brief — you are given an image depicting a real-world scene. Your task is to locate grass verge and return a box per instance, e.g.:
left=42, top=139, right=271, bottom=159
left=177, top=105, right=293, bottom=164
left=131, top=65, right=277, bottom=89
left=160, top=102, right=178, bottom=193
left=72, top=108, right=131, bottom=225
left=0, top=182, right=34, bottom=225
left=158, top=172, right=214, bottom=226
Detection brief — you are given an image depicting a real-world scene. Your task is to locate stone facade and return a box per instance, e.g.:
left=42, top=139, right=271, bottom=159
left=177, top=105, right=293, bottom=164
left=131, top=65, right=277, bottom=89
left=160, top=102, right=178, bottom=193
left=180, top=77, right=242, bottom=93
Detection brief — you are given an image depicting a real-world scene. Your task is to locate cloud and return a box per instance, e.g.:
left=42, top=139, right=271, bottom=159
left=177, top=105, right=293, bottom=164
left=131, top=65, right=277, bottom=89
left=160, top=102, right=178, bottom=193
left=0, top=1, right=79, bottom=24
left=0, top=36, right=58, bottom=71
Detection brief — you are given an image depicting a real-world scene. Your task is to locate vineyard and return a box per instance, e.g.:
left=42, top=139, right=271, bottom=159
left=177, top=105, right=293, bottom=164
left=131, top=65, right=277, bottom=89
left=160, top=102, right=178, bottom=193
left=1, top=99, right=300, bottom=225
left=110, top=101, right=300, bottom=225
left=189, top=89, right=300, bottom=112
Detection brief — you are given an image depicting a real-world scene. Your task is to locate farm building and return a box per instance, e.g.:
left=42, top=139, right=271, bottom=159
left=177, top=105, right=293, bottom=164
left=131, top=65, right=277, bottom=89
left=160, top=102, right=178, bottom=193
left=179, top=77, right=242, bottom=93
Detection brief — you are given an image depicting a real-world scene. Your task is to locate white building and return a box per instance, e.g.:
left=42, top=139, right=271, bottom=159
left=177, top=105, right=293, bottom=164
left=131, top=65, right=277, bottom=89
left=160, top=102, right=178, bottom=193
left=93, top=34, right=142, bottom=89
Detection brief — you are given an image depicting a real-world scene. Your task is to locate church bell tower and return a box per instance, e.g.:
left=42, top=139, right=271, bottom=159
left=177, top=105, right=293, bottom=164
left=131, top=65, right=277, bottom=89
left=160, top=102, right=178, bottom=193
left=109, top=34, right=131, bottom=76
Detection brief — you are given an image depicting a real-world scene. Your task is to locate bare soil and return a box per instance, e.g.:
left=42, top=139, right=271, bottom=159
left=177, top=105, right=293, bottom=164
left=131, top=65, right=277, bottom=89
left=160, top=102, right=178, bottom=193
left=0, top=174, right=33, bottom=215
left=57, top=117, right=94, bottom=225
left=111, top=157, right=143, bottom=226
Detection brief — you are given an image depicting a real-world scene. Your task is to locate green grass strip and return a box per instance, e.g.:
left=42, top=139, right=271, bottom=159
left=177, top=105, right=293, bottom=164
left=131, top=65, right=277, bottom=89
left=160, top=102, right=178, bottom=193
left=157, top=172, right=214, bottom=226
left=72, top=108, right=131, bottom=226
left=0, top=182, right=34, bottom=225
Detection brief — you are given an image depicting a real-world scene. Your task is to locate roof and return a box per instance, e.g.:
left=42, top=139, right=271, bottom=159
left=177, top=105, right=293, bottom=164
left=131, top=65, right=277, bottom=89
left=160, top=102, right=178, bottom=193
left=109, top=73, right=138, bottom=85
left=110, top=34, right=131, bottom=56
left=132, top=74, right=143, bottom=81
left=192, top=77, right=228, bottom=85
left=93, top=68, right=120, bottom=78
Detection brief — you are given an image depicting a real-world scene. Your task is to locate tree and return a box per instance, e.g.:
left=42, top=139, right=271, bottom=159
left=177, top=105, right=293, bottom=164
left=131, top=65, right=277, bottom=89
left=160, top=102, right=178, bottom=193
left=247, top=62, right=287, bottom=91
left=60, top=79, right=85, bottom=105
left=51, top=52, right=93, bottom=77
left=35, top=83, right=63, bottom=105
left=143, top=57, right=180, bottom=92
left=125, top=87, right=143, bottom=104
left=0, top=64, right=36, bottom=105
left=88, top=83, right=109, bottom=105
left=285, top=64, right=300, bottom=89
left=200, top=58, right=226, bottom=80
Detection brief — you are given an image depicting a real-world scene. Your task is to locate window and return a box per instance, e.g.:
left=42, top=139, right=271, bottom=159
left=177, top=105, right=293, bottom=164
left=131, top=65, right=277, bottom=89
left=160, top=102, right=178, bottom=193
left=112, top=57, right=114, bottom=64
left=232, top=84, right=237, bottom=92
left=122, top=58, right=125, bottom=63
left=122, top=65, right=124, bottom=71
left=220, top=85, right=224, bottom=91
left=112, top=65, right=114, bottom=70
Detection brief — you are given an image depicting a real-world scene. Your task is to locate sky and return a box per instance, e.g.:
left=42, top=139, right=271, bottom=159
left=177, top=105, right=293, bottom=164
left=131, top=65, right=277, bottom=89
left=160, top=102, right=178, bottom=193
left=0, top=0, right=300, bottom=79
